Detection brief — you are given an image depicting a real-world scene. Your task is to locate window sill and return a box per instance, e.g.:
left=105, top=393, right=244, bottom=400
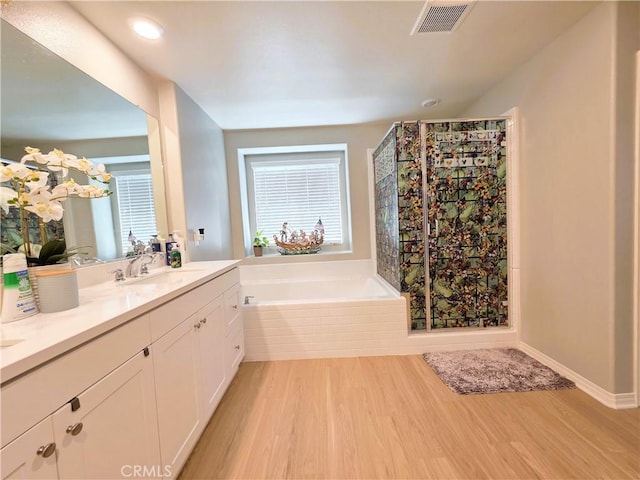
left=241, top=249, right=354, bottom=265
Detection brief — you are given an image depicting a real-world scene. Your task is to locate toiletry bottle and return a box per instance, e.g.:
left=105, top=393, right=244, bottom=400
left=150, top=235, right=161, bottom=253
left=1, top=253, right=38, bottom=322
left=165, top=233, right=176, bottom=265
left=157, top=232, right=166, bottom=257
left=170, top=244, right=182, bottom=268
left=173, top=230, right=186, bottom=262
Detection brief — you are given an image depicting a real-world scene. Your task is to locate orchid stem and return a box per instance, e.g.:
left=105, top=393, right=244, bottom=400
left=39, top=218, right=47, bottom=245
left=20, top=206, right=32, bottom=258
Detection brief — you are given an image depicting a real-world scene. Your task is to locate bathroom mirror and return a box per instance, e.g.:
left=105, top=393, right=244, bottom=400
left=0, top=19, right=168, bottom=261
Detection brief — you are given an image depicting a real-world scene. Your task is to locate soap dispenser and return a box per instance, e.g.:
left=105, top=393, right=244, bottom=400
left=173, top=230, right=186, bottom=261
left=165, top=233, right=177, bottom=265
left=169, top=244, right=182, bottom=268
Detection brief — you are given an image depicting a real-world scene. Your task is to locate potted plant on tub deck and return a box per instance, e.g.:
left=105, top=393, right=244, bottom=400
left=252, top=230, right=269, bottom=257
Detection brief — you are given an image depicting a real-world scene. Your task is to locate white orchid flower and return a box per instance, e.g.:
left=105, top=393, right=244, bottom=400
left=57, top=178, right=80, bottom=195
left=47, top=148, right=78, bottom=165
left=76, top=184, right=109, bottom=198
left=41, top=151, right=69, bottom=177
left=0, top=186, right=19, bottom=214
left=18, top=243, right=41, bottom=258
left=7, top=147, right=113, bottom=252
left=65, top=156, right=92, bottom=174
left=24, top=170, right=50, bottom=190
left=21, top=146, right=48, bottom=165
left=15, top=190, right=33, bottom=207
left=24, top=190, right=64, bottom=222
left=0, top=162, right=31, bottom=182
left=25, top=201, right=64, bottom=222
left=50, top=183, right=72, bottom=200
left=93, top=163, right=112, bottom=183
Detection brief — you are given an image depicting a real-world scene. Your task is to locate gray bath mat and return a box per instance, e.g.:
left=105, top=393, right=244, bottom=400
left=422, top=348, right=575, bottom=395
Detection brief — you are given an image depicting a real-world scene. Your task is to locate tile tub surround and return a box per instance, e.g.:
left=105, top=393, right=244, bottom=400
left=0, top=260, right=240, bottom=383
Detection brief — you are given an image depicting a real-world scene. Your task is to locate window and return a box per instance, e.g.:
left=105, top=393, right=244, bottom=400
left=112, top=170, right=157, bottom=256
left=239, top=144, right=351, bottom=254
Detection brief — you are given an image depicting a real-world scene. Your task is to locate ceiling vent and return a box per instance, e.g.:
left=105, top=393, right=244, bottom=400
left=410, top=1, right=475, bottom=34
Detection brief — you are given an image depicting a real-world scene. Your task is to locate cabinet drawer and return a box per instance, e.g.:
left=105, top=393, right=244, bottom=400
left=225, top=320, right=244, bottom=377
left=223, top=284, right=241, bottom=335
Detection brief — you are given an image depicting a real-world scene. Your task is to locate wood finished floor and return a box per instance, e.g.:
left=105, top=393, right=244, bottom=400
left=178, top=356, right=640, bottom=480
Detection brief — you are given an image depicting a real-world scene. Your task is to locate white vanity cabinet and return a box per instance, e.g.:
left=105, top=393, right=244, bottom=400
left=1, top=349, right=160, bottom=480
left=1, top=263, right=243, bottom=480
left=1, top=313, right=153, bottom=480
left=150, top=268, right=242, bottom=478
left=1, top=417, right=57, bottom=480
left=52, top=349, right=161, bottom=480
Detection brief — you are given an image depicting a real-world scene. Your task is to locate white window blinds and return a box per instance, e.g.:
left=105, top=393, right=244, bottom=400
left=248, top=152, right=346, bottom=245
left=114, top=172, right=157, bottom=253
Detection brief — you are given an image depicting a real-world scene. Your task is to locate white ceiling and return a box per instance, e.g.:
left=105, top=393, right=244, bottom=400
left=68, top=2, right=600, bottom=130
left=68, top=0, right=598, bottom=130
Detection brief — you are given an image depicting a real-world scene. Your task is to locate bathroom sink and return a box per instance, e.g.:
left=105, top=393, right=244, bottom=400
left=128, top=272, right=178, bottom=286
left=120, top=269, right=205, bottom=286
left=0, top=338, right=24, bottom=349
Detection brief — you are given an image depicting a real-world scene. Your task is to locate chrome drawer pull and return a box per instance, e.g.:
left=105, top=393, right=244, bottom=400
left=66, top=422, right=83, bottom=436
left=36, top=443, right=56, bottom=458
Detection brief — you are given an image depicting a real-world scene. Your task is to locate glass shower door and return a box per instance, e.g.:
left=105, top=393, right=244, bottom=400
left=423, top=120, right=508, bottom=329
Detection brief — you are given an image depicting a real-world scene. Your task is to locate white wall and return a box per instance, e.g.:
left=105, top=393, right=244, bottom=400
left=175, top=87, right=233, bottom=261
left=464, top=2, right=639, bottom=396
left=224, top=123, right=389, bottom=260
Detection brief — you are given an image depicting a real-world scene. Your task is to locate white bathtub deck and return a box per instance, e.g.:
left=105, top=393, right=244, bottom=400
left=240, top=260, right=517, bottom=361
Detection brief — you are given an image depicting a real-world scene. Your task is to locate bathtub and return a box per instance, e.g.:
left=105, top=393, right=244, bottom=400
left=241, top=276, right=397, bottom=305
left=240, top=260, right=408, bottom=360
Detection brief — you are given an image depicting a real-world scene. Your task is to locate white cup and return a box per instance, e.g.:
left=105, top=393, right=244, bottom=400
left=35, top=270, right=79, bottom=313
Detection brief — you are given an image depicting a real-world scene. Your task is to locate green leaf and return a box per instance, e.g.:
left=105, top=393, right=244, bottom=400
left=497, top=162, right=507, bottom=179
left=459, top=204, right=474, bottom=223
left=434, top=279, right=453, bottom=298
left=38, top=239, right=66, bottom=260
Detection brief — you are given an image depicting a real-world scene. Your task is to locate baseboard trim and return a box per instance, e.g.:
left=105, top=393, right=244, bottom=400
left=519, top=342, right=638, bottom=409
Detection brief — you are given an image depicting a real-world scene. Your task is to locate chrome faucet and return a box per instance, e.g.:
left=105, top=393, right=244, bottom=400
left=244, top=296, right=254, bottom=305
left=126, top=253, right=157, bottom=278
left=139, top=255, right=155, bottom=275
left=110, top=268, right=125, bottom=282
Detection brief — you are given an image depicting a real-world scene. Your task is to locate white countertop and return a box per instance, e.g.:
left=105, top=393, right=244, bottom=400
left=0, top=260, right=240, bottom=384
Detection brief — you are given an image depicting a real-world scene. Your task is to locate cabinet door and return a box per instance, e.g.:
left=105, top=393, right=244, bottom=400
left=52, top=350, right=161, bottom=480
left=1, top=417, right=57, bottom=480
left=195, top=297, right=226, bottom=419
left=152, top=314, right=201, bottom=478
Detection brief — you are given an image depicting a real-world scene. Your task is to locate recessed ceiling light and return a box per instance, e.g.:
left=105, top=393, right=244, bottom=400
left=130, top=18, right=164, bottom=40
left=421, top=98, right=441, bottom=109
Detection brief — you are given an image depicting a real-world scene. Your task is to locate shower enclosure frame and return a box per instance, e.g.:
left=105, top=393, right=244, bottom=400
left=371, top=110, right=521, bottom=334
